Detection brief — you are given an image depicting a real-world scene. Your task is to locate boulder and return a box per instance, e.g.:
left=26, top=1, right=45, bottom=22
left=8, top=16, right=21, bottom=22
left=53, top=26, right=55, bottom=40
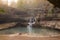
left=48, top=0, right=60, bottom=8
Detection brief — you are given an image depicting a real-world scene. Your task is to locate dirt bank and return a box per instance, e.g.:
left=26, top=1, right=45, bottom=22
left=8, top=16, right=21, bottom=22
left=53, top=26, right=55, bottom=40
left=0, top=35, right=60, bottom=40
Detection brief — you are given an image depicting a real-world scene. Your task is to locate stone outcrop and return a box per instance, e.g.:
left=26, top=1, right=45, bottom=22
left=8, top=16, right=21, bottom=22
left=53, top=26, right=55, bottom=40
left=0, top=1, right=60, bottom=30
left=37, top=21, right=60, bottom=29
left=48, top=0, right=60, bottom=8
left=0, top=22, right=17, bottom=29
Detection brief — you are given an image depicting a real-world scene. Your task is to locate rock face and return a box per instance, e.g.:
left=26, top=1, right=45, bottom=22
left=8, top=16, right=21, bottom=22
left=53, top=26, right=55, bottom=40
left=39, top=21, right=60, bottom=29
left=0, top=22, right=17, bottom=29
left=0, top=4, right=28, bottom=29
left=0, top=1, right=60, bottom=30
left=48, top=0, right=60, bottom=8
left=0, top=4, right=29, bottom=23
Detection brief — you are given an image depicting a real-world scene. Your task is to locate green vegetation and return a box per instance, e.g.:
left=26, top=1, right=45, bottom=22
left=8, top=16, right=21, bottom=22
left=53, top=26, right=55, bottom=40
left=0, top=8, right=5, bottom=14
left=17, top=0, right=26, bottom=11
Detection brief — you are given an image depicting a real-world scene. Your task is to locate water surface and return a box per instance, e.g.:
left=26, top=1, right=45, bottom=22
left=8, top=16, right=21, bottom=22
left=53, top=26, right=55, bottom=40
left=0, top=26, right=60, bottom=36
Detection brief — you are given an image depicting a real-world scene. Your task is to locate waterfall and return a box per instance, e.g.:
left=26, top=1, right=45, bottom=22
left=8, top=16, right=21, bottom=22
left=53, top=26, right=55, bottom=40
left=27, top=17, right=35, bottom=34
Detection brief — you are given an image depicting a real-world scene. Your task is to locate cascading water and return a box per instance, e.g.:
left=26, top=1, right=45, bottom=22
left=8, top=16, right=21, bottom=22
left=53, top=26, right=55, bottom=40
left=27, top=17, right=35, bottom=34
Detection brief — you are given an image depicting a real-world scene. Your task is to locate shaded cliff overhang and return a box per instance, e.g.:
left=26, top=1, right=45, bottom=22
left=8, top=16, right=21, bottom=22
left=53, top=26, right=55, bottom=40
left=48, top=0, right=60, bottom=8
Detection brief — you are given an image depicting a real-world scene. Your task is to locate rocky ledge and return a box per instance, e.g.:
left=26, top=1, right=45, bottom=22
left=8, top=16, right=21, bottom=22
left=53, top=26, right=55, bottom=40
left=11, top=21, right=60, bottom=30
left=33, top=21, right=60, bottom=30
left=40, top=21, right=60, bottom=29
left=0, top=22, right=17, bottom=29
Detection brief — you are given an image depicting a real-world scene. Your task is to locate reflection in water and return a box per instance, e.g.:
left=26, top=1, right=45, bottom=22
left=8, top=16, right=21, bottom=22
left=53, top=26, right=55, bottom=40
left=27, top=17, right=35, bottom=34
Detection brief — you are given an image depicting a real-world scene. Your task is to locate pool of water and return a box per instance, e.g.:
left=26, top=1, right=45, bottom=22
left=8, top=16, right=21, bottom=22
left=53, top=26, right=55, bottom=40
left=0, top=26, right=60, bottom=36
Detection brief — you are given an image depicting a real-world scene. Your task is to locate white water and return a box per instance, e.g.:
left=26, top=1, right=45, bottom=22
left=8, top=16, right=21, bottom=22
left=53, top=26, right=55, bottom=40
left=27, top=17, right=35, bottom=34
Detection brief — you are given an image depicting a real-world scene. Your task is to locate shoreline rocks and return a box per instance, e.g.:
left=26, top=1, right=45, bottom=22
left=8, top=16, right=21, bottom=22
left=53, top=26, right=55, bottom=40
left=0, top=22, right=17, bottom=29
